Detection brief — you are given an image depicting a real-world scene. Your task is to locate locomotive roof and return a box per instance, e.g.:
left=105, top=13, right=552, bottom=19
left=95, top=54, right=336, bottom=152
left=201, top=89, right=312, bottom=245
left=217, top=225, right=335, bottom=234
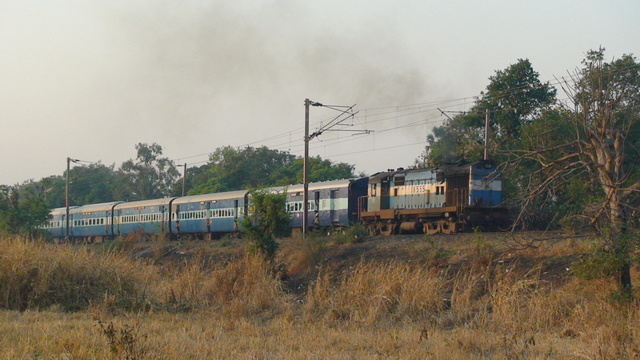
left=369, top=167, right=431, bottom=181
left=440, top=160, right=497, bottom=175
left=368, top=160, right=497, bottom=181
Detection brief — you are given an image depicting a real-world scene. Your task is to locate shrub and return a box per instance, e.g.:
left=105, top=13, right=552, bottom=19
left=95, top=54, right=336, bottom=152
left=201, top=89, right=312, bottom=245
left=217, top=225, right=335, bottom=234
left=241, top=190, right=290, bottom=260
left=333, top=223, right=369, bottom=244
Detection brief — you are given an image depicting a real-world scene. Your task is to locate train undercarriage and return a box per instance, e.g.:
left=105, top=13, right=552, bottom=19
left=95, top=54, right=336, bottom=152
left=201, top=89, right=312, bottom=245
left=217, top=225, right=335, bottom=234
left=360, top=206, right=509, bottom=236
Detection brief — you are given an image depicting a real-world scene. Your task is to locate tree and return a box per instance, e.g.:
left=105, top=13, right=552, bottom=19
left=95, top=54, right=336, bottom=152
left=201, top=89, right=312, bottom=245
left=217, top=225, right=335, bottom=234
left=240, top=189, right=290, bottom=260
left=38, top=175, right=66, bottom=208
left=65, top=163, right=117, bottom=205
left=270, top=156, right=356, bottom=185
left=0, top=183, right=50, bottom=235
left=190, top=146, right=296, bottom=194
left=424, top=59, right=556, bottom=165
left=116, top=143, right=180, bottom=201
left=190, top=146, right=356, bottom=195
left=39, top=163, right=118, bottom=207
left=513, top=49, right=640, bottom=293
left=20, top=162, right=119, bottom=209
left=511, top=108, right=593, bottom=230
left=170, top=163, right=209, bottom=196
left=480, top=59, right=557, bottom=143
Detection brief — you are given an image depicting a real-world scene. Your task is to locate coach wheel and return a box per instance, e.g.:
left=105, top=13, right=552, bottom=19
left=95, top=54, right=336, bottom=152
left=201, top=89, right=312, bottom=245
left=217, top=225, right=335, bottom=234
left=424, top=222, right=439, bottom=235
left=378, top=222, right=397, bottom=236
left=439, top=220, right=457, bottom=234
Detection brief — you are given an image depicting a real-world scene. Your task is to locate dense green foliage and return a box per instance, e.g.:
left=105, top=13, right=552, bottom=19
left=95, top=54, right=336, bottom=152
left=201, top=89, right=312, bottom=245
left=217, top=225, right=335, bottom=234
left=189, top=146, right=297, bottom=194
left=240, top=189, right=291, bottom=259
left=0, top=185, right=50, bottom=235
left=425, top=59, right=557, bottom=165
left=40, top=163, right=118, bottom=208
left=189, top=146, right=355, bottom=194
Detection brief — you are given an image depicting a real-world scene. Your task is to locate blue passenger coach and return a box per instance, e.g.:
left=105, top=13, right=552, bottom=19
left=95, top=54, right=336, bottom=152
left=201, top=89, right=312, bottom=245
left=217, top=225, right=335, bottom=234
left=115, top=198, right=175, bottom=237
left=273, top=178, right=368, bottom=231
left=71, top=201, right=123, bottom=242
left=170, top=190, right=248, bottom=240
left=42, top=207, right=77, bottom=238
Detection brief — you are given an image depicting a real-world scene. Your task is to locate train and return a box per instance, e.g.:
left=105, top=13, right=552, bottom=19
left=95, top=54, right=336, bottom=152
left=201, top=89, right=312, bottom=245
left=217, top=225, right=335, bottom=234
left=40, top=159, right=509, bottom=241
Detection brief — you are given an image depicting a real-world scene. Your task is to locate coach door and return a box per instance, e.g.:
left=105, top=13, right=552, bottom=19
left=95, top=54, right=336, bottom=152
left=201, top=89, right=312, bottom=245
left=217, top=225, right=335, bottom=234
left=380, top=178, right=391, bottom=210
left=62, top=214, right=69, bottom=238
left=205, top=202, right=212, bottom=233
left=106, top=211, right=112, bottom=236
left=314, top=192, right=320, bottom=227
left=160, top=206, right=166, bottom=233
left=330, top=189, right=339, bottom=224
left=233, top=199, right=239, bottom=231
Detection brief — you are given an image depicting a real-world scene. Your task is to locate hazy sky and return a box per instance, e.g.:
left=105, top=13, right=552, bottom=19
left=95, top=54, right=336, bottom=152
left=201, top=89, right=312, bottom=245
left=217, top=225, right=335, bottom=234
left=1, top=0, right=638, bottom=186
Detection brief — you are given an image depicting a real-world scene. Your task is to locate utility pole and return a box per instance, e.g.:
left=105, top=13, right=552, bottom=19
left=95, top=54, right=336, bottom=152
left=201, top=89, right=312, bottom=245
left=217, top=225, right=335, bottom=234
left=302, top=99, right=363, bottom=239
left=484, top=109, right=490, bottom=160
left=65, top=157, right=78, bottom=240
left=182, top=163, right=187, bottom=196
left=303, top=99, right=312, bottom=239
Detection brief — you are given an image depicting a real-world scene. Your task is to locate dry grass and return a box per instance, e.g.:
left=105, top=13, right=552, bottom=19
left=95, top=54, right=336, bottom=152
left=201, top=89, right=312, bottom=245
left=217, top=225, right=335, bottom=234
left=2, top=233, right=640, bottom=359
left=159, top=254, right=289, bottom=317
left=0, top=236, right=158, bottom=312
left=305, top=261, right=446, bottom=324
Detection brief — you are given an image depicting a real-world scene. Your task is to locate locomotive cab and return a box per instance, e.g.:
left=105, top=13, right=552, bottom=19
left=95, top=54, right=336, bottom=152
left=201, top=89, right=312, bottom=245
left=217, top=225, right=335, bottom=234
left=468, top=161, right=503, bottom=206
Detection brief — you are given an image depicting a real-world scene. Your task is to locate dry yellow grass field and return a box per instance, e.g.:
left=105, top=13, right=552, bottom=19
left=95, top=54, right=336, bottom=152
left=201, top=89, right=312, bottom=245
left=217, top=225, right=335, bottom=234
left=1, top=232, right=639, bottom=359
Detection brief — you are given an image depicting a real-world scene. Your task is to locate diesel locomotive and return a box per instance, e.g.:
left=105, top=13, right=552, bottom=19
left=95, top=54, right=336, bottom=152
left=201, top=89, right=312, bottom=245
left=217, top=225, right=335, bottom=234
left=359, top=160, right=508, bottom=235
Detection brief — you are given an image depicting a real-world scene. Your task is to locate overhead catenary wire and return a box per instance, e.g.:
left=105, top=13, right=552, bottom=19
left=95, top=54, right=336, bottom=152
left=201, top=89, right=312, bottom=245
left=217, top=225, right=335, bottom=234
left=167, top=63, right=639, bottom=168
left=170, top=98, right=468, bottom=165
